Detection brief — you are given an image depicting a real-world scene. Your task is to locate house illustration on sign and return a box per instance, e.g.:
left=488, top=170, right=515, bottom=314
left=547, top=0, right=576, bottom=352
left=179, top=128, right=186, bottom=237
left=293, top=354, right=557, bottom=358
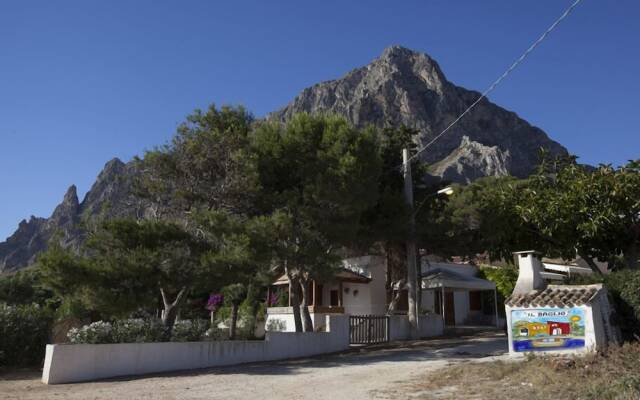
left=548, top=321, right=570, bottom=336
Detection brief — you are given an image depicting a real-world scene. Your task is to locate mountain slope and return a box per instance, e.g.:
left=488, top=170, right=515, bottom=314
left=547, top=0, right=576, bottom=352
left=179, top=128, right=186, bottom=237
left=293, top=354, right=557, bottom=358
left=0, top=159, right=149, bottom=273
left=269, top=45, right=566, bottom=181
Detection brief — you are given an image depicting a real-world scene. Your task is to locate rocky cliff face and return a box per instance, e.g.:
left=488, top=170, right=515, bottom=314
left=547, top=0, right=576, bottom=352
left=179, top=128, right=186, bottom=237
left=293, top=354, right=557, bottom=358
left=0, top=45, right=569, bottom=273
left=0, top=159, right=150, bottom=273
left=269, top=46, right=567, bottom=181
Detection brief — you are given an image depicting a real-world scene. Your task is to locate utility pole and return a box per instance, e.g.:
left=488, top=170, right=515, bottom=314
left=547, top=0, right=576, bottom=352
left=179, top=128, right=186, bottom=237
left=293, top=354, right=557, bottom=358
left=402, top=148, right=419, bottom=338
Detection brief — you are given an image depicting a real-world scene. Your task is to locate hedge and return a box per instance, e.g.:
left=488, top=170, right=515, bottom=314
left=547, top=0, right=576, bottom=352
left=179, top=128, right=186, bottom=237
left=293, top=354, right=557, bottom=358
left=0, top=303, right=52, bottom=367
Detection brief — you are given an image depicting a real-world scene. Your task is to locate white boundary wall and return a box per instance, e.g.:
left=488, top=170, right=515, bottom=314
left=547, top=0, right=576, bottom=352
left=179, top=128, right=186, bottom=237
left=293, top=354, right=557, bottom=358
left=389, top=314, right=444, bottom=341
left=43, top=315, right=349, bottom=384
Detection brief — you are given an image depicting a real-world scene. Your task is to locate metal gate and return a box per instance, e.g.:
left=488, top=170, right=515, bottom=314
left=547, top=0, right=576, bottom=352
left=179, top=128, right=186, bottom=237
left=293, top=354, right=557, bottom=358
left=349, top=315, right=389, bottom=344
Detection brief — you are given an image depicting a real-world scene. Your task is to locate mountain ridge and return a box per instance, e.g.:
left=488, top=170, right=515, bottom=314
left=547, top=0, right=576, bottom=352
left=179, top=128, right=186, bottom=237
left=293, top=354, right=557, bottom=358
left=0, top=45, right=568, bottom=273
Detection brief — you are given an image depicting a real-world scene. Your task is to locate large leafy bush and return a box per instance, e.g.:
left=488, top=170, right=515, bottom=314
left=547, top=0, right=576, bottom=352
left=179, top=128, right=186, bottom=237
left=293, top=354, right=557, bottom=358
left=0, top=303, right=52, bottom=366
left=67, top=319, right=218, bottom=343
left=113, top=319, right=165, bottom=343
left=478, top=265, right=518, bottom=317
left=568, top=269, right=640, bottom=340
left=170, top=319, right=209, bottom=342
left=67, top=321, right=115, bottom=344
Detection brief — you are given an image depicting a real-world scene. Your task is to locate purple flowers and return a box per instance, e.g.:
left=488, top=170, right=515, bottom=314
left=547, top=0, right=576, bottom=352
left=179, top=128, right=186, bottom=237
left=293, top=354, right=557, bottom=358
left=267, top=292, right=279, bottom=306
left=206, top=293, right=224, bottom=311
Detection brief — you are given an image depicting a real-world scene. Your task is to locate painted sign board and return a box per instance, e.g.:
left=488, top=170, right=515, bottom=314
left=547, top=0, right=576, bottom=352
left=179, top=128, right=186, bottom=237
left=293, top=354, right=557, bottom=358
left=511, top=308, right=585, bottom=352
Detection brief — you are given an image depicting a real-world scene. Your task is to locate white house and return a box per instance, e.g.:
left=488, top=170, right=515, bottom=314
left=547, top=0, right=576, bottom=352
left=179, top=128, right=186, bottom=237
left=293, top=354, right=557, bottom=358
left=265, top=255, right=388, bottom=332
left=420, top=261, right=500, bottom=327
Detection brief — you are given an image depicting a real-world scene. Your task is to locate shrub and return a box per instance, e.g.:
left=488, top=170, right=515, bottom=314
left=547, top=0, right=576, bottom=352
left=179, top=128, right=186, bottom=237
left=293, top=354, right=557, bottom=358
left=602, top=270, right=640, bottom=340
left=567, top=269, right=640, bottom=341
left=478, top=265, right=518, bottom=317
left=0, top=302, right=52, bottom=367
left=203, top=327, right=228, bottom=340
left=170, top=319, right=209, bottom=342
left=0, top=269, right=55, bottom=306
left=113, top=318, right=165, bottom=343
left=67, top=321, right=114, bottom=344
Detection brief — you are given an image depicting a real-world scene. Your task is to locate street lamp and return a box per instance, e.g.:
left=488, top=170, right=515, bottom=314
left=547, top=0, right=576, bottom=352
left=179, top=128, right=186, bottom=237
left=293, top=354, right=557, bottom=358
left=436, top=186, right=454, bottom=196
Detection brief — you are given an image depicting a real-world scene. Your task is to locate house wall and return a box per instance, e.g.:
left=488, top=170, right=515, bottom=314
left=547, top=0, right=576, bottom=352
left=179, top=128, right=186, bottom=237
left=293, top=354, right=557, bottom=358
left=453, top=291, right=469, bottom=325
left=421, top=290, right=436, bottom=314
left=341, top=255, right=387, bottom=315
left=421, top=288, right=498, bottom=326
left=43, top=315, right=350, bottom=385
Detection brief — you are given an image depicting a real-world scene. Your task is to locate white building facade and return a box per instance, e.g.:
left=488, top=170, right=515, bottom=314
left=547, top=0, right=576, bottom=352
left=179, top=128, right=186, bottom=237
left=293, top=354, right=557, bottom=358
left=265, top=255, right=388, bottom=332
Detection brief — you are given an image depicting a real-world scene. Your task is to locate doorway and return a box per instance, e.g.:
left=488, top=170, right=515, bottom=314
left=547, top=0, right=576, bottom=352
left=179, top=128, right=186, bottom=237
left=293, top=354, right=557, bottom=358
left=444, top=291, right=456, bottom=326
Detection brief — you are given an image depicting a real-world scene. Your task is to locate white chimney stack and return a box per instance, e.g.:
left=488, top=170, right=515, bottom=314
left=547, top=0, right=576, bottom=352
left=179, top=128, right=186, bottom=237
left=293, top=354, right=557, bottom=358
left=512, top=250, right=547, bottom=295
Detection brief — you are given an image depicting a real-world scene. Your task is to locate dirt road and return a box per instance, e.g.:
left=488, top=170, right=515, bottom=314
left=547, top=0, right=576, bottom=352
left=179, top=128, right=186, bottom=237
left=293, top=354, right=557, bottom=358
left=1, top=332, right=509, bottom=400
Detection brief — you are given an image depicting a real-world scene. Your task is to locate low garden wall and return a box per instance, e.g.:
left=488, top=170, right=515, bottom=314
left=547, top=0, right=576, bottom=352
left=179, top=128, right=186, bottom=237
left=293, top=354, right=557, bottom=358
left=388, top=314, right=444, bottom=341
left=42, top=315, right=349, bottom=384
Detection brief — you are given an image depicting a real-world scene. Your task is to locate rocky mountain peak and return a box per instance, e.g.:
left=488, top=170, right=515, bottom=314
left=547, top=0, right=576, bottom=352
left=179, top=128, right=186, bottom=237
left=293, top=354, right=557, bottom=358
left=376, top=45, right=447, bottom=89
left=63, top=185, right=79, bottom=207
left=269, top=46, right=567, bottom=181
left=49, top=185, right=80, bottom=226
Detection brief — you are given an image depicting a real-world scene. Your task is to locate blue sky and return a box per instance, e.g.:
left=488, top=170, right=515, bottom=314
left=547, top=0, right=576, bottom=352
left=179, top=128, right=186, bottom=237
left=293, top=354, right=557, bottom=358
left=1, top=0, right=639, bottom=240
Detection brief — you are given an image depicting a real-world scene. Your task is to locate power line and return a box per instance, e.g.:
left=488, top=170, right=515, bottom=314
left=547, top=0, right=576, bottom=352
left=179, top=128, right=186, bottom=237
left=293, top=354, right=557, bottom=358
left=399, top=0, right=584, bottom=169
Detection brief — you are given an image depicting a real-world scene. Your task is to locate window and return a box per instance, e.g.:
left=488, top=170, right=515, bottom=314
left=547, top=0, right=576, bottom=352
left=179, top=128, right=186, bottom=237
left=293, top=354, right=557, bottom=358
left=330, top=290, right=339, bottom=306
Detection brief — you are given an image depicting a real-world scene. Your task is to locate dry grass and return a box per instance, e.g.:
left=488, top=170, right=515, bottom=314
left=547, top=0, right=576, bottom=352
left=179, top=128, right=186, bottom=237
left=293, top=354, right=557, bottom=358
left=406, top=342, right=640, bottom=400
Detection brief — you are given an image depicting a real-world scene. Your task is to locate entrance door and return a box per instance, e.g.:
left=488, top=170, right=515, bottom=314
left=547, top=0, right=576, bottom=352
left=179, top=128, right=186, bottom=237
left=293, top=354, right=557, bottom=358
left=444, top=291, right=456, bottom=326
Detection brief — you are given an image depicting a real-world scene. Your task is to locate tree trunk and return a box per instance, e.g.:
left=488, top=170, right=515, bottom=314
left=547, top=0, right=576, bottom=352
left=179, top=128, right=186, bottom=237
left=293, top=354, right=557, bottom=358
left=229, top=303, right=239, bottom=340
left=299, top=279, right=313, bottom=332
left=160, top=287, right=188, bottom=336
left=285, top=265, right=303, bottom=332
left=244, top=285, right=260, bottom=339
left=386, top=280, right=406, bottom=314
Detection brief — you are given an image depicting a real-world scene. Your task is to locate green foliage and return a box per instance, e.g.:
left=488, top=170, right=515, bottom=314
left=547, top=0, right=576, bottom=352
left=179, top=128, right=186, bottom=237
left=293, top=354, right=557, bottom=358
left=604, top=270, right=640, bottom=338
left=355, top=126, right=423, bottom=248
left=112, top=319, right=165, bottom=343
left=66, top=319, right=230, bottom=343
left=0, top=269, right=54, bottom=306
left=0, top=303, right=52, bottom=367
left=215, top=297, right=266, bottom=324
left=170, top=319, right=209, bottom=342
left=568, top=270, right=640, bottom=340
left=417, top=176, right=537, bottom=261
left=222, top=283, right=247, bottom=306
left=39, top=220, right=206, bottom=320
left=67, top=321, right=115, bottom=344
left=478, top=265, right=518, bottom=299
left=252, top=114, right=381, bottom=236
left=499, top=157, right=640, bottom=269
left=478, top=265, right=518, bottom=318
left=54, top=297, right=92, bottom=321
left=420, top=157, right=640, bottom=269
left=136, top=104, right=258, bottom=214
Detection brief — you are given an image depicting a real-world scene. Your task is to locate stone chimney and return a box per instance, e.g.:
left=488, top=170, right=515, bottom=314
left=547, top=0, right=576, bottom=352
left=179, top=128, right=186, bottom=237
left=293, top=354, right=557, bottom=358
left=512, top=250, right=547, bottom=295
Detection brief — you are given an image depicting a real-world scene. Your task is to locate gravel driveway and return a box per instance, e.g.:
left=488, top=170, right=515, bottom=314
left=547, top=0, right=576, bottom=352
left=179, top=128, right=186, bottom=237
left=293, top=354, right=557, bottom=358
left=1, top=332, right=508, bottom=400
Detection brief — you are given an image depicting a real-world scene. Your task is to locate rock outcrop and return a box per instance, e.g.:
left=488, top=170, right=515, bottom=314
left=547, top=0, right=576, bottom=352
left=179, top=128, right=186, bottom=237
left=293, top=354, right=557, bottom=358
left=269, top=45, right=566, bottom=180
left=0, top=159, right=150, bottom=273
